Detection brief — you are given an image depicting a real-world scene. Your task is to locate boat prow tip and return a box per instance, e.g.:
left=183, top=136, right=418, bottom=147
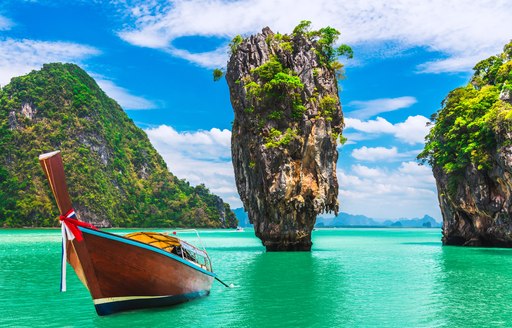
left=38, top=150, right=61, bottom=160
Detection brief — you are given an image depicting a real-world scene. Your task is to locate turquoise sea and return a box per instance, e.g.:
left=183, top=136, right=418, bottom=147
left=2, top=228, right=512, bottom=327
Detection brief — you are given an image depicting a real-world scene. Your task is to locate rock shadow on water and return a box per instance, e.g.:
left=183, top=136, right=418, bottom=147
left=223, top=251, right=350, bottom=328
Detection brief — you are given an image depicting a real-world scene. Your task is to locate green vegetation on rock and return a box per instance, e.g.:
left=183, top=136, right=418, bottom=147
left=213, top=68, right=224, bottom=81
left=244, top=55, right=306, bottom=126
left=319, top=95, right=339, bottom=121
left=0, top=63, right=237, bottom=228
left=229, top=35, right=243, bottom=54
left=232, top=22, right=351, bottom=149
left=264, top=127, right=298, bottom=148
left=419, top=42, right=512, bottom=175
left=292, top=20, right=353, bottom=68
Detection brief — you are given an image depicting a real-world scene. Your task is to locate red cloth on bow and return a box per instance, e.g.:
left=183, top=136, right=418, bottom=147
left=59, top=209, right=97, bottom=242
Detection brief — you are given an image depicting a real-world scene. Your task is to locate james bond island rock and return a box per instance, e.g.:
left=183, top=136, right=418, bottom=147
left=225, top=22, right=352, bottom=251
left=0, top=63, right=237, bottom=228
left=419, top=41, right=512, bottom=247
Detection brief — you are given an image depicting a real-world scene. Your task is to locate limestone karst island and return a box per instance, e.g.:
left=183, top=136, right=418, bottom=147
left=225, top=23, right=352, bottom=251
left=2, top=1, right=512, bottom=326
left=419, top=42, right=512, bottom=247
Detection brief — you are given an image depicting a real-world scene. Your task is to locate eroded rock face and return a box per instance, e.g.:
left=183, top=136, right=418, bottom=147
left=435, top=147, right=512, bottom=247
left=420, top=41, right=512, bottom=247
left=226, top=27, right=343, bottom=251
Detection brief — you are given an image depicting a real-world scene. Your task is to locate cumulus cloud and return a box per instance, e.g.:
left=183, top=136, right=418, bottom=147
left=351, top=164, right=383, bottom=178
left=345, top=117, right=395, bottom=134
left=144, top=125, right=241, bottom=208
left=345, top=115, right=430, bottom=145
left=393, top=116, right=431, bottom=144
left=95, top=78, right=156, bottom=110
left=416, top=55, right=484, bottom=74
left=143, top=124, right=439, bottom=217
left=352, top=146, right=398, bottom=162
left=115, top=0, right=512, bottom=72
left=0, top=37, right=156, bottom=110
left=0, top=38, right=100, bottom=86
left=145, top=125, right=231, bottom=160
left=346, top=96, right=417, bottom=119
left=338, top=162, right=440, bottom=220
left=351, top=146, right=424, bottom=162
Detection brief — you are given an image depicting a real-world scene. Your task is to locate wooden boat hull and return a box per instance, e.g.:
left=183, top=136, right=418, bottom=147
left=67, top=227, right=215, bottom=315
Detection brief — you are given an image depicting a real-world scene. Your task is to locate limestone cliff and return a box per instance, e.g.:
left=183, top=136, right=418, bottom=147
left=419, top=42, right=512, bottom=246
left=226, top=24, right=351, bottom=250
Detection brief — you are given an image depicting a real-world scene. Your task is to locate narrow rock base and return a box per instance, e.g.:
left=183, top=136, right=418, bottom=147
left=264, top=241, right=312, bottom=252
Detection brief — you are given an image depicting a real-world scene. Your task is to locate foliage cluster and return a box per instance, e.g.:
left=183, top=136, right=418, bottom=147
left=419, top=41, right=512, bottom=176
left=213, top=68, right=224, bottom=81
left=229, top=35, right=243, bottom=54
left=217, top=20, right=353, bottom=81
left=264, top=127, right=298, bottom=148
left=292, top=20, right=353, bottom=68
left=318, top=95, right=339, bottom=121
left=223, top=21, right=349, bottom=149
left=0, top=63, right=237, bottom=228
left=245, top=55, right=306, bottom=123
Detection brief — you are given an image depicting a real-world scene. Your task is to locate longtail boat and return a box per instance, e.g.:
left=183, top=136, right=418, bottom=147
left=39, top=150, right=217, bottom=316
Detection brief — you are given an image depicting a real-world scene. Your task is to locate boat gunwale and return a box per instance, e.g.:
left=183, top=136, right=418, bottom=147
left=78, top=227, right=217, bottom=278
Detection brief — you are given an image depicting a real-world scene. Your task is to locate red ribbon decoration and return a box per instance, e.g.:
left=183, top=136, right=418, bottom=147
left=59, top=209, right=97, bottom=242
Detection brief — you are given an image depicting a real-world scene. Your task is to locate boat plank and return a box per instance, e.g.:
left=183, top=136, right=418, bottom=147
left=78, top=230, right=213, bottom=299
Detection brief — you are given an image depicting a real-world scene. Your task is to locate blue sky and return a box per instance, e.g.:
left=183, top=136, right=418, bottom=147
left=1, top=0, right=511, bottom=220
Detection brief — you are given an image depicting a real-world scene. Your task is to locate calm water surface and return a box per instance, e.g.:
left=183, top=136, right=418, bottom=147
left=2, top=228, right=512, bottom=327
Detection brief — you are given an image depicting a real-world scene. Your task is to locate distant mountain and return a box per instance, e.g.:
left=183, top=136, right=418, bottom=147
left=233, top=208, right=441, bottom=228
left=315, top=212, right=441, bottom=228
left=382, top=215, right=441, bottom=228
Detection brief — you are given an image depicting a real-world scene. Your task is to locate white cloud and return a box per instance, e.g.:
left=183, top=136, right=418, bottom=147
left=345, top=115, right=430, bottom=145
left=0, top=15, right=12, bottom=31
left=144, top=124, right=439, bottom=218
left=346, top=96, right=417, bottom=119
left=351, top=146, right=423, bottom=162
left=144, top=125, right=241, bottom=208
left=145, top=125, right=231, bottom=160
left=96, top=78, right=156, bottom=110
left=352, top=146, right=398, bottom=162
left=345, top=117, right=395, bottom=134
left=416, top=55, right=483, bottom=74
left=0, top=37, right=155, bottom=110
left=115, top=0, right=512, bottom=72
left=0, top=38, right=100, bottom=86
left=351, top=164, right=383, bottom=178
left=338, top=162, right=440, bottom=220
left=393, top=116, right=431, bottom=145
left=164, top=46, right=228, bottom=68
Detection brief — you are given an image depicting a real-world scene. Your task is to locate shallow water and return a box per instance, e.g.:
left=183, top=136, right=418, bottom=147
left=1, top=228, right=512, bottom=327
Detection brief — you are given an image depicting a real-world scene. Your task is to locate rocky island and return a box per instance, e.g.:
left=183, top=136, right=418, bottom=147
left=0, top=63, right=237, bottom=228
left=225, top=22, right=352, bottom=251
left=419, top=42, right=512, bottom=246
